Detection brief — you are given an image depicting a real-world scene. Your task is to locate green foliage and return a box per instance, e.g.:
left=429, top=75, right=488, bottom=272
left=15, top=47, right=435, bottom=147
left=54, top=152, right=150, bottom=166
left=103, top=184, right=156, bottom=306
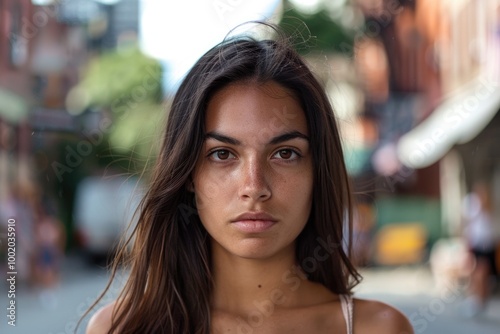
left=108, top=102, right=164, bottom=166
left=280, top=4, right=354, bottom=56
left=77, top=48, right=164, bottom=174
left=80, top=48, right=162, bottom=108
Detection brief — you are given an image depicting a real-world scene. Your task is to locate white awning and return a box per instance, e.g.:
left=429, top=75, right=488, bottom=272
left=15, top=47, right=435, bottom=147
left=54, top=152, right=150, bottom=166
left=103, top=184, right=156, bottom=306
left=397, top=76, right=500, bottom=168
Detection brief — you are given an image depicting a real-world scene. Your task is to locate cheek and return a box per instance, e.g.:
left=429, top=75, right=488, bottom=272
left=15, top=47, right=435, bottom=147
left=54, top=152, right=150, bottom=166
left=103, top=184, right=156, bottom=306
left=194, top=192, right=218, bottom=233
left=195, top=178, right=218, bottom=205
left=274, top=168, right=313, bottom=216
left=193, top=167, right=234, bottom=215
left=286, top=160, right=313, bottom=194
left=295, top=167, right=314, bottom=217
left=292, top=178, right=313, bottom=213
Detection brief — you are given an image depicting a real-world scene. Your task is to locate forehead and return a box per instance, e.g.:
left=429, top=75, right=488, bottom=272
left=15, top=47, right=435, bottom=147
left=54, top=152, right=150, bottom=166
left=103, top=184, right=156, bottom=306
left=205, top=81, right=308, bottom=140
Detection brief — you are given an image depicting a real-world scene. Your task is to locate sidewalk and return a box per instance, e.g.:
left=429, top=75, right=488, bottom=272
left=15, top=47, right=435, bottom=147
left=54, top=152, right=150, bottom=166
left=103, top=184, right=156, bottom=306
left=354, top=265, right=500, bottom=334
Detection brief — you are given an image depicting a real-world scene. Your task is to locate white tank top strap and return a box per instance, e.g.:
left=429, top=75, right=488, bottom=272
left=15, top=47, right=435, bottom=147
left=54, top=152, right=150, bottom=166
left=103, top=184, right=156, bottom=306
left=339, top=294, right=354, bottom=334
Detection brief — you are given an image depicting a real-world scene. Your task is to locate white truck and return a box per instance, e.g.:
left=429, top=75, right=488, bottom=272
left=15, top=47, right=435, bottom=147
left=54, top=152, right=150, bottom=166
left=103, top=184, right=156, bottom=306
left=73, top=175, right=143, bottom=263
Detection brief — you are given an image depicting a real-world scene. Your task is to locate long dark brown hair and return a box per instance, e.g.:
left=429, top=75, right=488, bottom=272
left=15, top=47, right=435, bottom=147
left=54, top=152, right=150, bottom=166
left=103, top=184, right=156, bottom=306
left=84, top=24, right=361, bottom=334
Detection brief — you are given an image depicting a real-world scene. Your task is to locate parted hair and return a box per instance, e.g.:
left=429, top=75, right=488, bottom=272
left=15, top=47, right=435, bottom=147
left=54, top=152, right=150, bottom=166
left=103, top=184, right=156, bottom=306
left=83, top=23, right=361, bottom=334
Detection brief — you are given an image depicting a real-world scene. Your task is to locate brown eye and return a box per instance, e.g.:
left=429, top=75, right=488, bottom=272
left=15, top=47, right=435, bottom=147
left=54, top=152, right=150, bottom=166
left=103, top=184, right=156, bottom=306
left=278, top=149, right=292, bottom=159
left=216, top=150, right=230, bottom=160
left=273, top=149, right=299, bottom=161
left=208, top=149, right=235, bottom=161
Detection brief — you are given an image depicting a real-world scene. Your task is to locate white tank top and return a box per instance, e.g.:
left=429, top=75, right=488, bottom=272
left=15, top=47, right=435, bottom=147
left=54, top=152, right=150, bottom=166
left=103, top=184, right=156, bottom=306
left=339, top=295, right=353, bottom=334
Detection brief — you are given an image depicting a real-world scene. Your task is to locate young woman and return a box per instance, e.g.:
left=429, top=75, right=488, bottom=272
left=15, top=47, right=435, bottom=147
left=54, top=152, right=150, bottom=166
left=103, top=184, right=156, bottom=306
left=85, top=26, right=414, bottom=334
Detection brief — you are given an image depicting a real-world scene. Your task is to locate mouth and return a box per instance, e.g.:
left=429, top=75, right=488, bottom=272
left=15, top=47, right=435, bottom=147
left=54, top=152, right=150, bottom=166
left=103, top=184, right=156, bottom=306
left=232, top=220, right=277, bottom=233
left=231, top=212, right=278, bottom=233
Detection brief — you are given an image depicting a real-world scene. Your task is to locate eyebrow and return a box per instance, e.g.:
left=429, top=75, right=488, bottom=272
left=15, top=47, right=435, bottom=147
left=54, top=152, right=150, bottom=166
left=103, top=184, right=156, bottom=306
left=204, top=130, right=309, bottom=145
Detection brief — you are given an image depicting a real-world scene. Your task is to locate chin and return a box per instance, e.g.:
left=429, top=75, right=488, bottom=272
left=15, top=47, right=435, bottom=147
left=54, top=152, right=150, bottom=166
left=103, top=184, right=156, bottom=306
left=226, top=238, right=294, bottom=260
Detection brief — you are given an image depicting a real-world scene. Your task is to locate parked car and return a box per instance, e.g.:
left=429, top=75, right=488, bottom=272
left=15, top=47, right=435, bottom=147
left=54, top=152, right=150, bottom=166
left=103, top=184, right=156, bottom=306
left=73, top=175, right=143, bottom=262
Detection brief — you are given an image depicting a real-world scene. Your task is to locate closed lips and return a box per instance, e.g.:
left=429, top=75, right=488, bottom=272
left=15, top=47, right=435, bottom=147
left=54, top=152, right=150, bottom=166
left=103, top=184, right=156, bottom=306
left=231, top=212, right=277, bottom=222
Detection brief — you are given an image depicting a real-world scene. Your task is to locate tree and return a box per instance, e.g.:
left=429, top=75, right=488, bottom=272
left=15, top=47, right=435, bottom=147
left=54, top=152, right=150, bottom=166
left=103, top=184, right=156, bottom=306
left=280, top=1, right=355, bottom=56
left=75, top=47, right=164, bottom=174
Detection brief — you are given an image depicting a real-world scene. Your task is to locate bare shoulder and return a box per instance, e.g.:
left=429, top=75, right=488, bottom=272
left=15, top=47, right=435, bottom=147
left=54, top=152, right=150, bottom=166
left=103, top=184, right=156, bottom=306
left=86, top=301, right=117, bottom=334
left=353, top=298, right=414, bottom=334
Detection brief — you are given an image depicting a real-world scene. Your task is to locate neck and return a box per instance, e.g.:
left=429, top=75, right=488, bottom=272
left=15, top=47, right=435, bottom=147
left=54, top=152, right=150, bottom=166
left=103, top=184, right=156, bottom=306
left=210, top=242, right=316, bottom=316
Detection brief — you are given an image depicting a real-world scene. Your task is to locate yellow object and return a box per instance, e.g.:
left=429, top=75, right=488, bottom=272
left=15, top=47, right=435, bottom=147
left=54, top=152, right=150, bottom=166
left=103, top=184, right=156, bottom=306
left=375, top=223, right=428, bottom=265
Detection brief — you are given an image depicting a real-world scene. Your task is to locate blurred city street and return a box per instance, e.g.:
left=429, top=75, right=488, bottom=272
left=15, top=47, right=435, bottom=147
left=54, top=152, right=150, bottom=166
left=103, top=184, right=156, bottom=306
left=1, top=254, right=499, bottom=334
left=1, top=0, right=500, bottom=333
left=0, top=254, right=123, bottom=334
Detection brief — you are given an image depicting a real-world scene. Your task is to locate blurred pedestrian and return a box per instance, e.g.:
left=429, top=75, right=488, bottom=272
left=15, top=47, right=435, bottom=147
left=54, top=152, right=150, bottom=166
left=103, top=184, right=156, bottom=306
left=461, top=182, right=498, bottom=317
left=34, top=197, right=65, bottom=308
left=34, top=198, right=65, bottom=286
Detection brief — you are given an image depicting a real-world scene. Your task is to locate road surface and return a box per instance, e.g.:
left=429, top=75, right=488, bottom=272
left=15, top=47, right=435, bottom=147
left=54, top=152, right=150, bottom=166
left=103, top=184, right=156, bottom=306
left=1, top=256, right=499, bottom=333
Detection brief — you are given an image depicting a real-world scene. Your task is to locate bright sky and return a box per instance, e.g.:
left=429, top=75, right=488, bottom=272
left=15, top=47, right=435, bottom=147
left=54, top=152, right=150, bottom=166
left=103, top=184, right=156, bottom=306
left=140, top=0, right=284, bottom=92
left=289, top=0, right=324, bottom=13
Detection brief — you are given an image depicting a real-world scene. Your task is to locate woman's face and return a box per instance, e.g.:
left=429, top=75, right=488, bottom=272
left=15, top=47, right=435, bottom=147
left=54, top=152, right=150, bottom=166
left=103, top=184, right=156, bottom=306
left=192, top=81, right=313, bottom=260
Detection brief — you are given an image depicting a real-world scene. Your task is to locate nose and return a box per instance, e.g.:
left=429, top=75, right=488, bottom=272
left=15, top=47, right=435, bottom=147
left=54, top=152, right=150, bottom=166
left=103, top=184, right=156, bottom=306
left=238, top=159, right=271, bottom=202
